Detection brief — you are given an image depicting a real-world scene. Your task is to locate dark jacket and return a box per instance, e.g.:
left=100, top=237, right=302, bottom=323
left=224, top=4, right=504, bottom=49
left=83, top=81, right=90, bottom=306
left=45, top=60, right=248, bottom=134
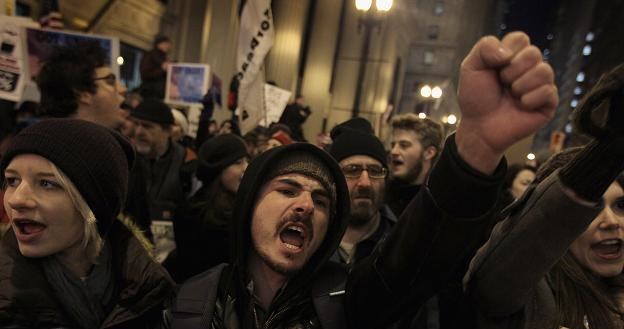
left=0, top=220, right=176, bottom=329
left=278, top=103, right=310, bottom=142
left=464, top=172, right=603, bottom=329
left=385, top=179, right=421, bottom=217
left=170, top=135, right=506, bottom=329
left=331, top=204, right=397, bottom=265
left=136, top=140, right=196, bottom=222
left=140, top=48, right=168, bottom=100
left=171, top=183, right=236, bottom=283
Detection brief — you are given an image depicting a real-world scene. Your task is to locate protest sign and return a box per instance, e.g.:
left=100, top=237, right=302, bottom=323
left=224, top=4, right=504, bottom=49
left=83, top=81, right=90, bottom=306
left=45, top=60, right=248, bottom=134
left=165, top=63, right=210, bottom=106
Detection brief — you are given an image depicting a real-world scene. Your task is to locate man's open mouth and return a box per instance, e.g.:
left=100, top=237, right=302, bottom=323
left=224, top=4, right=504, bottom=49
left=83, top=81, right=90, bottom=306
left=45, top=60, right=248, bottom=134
left=592, top=239, right=623, bottom=259
left=279, top=225, right=306, bottom=251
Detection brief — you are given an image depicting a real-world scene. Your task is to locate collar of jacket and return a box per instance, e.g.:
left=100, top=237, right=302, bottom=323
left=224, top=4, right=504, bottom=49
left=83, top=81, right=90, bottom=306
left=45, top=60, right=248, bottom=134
left=0, top=219, right=175, bottom=328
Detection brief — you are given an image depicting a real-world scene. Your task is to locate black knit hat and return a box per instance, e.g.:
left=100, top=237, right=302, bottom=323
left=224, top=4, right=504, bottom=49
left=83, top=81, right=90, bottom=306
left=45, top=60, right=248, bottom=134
left=131, top=98, right=174, bottom=124
left=0, top=119, right=135, bottom=237
left=266, top=150, right=337, bottom=207
left=329, top=118, right=388, bottom=168
left=197, top=134, right=249, bottom=184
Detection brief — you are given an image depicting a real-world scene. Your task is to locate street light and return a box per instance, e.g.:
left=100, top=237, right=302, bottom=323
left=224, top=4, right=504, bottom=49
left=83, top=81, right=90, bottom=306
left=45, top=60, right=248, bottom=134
left=418, top=112, right=427, bottom=119
left=355, top=0, right=372, bottom=11
left=376, top=0, right=393, bottom=11
left=420, top=85, right=432, bottom=98
left=447, top=114, right=457, bottom=125
left=351, top=0, right=392, bottom=118
left=431, top=86, right=442, bottom=99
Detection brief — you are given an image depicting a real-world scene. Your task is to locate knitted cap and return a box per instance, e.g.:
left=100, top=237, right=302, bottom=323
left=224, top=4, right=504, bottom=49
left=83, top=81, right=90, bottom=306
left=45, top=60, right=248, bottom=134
left=131, top=98, right=174, bottom=125
left=266, top=151, right=336, bottom=205
left=197, top=134, right=249, bottom=184
left=329, top=118, right=387, bottom=168
left=0, top=119, right=135, bottom=237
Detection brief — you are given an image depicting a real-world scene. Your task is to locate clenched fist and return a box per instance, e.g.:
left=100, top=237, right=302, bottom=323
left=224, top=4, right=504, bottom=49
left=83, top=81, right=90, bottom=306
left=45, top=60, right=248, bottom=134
left=456, top=32, right=558, bottom=174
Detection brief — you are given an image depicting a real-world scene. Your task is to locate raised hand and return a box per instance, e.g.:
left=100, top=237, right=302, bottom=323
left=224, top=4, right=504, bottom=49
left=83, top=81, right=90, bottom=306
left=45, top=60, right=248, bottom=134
left=456, top=32, right=558, bottom=174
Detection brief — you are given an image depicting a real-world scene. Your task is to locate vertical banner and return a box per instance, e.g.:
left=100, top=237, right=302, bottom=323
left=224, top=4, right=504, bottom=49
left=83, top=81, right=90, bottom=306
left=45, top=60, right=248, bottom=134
left=236, top=0, right=274, bottom=135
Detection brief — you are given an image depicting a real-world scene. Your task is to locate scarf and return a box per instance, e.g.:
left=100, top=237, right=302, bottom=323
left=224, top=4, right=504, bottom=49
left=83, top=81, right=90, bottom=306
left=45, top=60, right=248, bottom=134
left=41, top=243, right=116, bottom=329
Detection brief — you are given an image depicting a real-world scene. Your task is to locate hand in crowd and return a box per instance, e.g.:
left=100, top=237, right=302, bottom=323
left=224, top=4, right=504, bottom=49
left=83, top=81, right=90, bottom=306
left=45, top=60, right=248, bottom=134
left=456, top=31, right=558, bottom=174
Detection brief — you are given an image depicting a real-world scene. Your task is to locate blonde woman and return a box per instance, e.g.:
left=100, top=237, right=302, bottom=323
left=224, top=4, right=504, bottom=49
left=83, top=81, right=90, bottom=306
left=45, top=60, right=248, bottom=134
left=0, top=119, right=175, bottom=328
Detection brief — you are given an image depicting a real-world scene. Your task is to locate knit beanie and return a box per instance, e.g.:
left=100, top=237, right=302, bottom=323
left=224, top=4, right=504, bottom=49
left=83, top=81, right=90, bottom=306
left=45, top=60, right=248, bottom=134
left=197, top=134, right=249, bottom=184
left=329, top=118, right=387, bottom=168
left=0, top=119, right=135, bottom=237
left=131, top=98, right=174, bottom=125
left=266, top=151, right=336, bottom=206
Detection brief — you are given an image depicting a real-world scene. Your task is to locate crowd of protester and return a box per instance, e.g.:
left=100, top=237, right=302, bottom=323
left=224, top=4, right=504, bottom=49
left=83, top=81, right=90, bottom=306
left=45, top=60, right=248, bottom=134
left=0, top=30, right=623, bottom=329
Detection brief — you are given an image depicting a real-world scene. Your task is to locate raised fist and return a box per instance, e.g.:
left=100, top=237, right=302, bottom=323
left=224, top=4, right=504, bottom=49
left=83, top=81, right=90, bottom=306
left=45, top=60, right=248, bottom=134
left=456, top=32, right=558, bottom=174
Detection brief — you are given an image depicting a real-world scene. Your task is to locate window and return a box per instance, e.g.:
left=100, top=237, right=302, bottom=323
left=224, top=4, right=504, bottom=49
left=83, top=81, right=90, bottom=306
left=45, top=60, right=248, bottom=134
left=423, top=50, right=435, bottom=65
left=427, top=25, right=439, bottom=40
left=433, top=1, right=444, bottom=16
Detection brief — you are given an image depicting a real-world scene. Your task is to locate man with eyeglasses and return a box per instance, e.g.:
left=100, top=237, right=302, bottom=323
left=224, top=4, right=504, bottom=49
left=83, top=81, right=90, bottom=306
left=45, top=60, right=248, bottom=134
left=328, top=118, right=397, bottom=265
left=37, top=41, right=128, bottom=131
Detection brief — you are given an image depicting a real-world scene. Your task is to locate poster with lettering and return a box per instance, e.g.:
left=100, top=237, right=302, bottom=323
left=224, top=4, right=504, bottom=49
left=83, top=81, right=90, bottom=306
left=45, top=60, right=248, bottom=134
left=26, top=27, right=119, bottom=81
left=261, top=83, right=291, bottom=126
left=165, top=63, right=211, bottom=106
left=0, top=16, right=37, bottom=101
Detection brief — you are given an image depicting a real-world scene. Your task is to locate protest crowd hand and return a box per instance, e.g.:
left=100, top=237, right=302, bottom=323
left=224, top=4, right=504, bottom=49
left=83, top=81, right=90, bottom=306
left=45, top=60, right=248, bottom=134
left=456, top=31, right=558, bottom=174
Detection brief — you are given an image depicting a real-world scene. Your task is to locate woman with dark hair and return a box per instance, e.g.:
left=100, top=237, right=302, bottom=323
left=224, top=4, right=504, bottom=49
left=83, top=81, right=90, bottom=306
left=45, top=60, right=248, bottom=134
left=172, top=134, right=249, bottom=282
left=500, top=163, right=537, bottom=207
left=466, top=64, right=624, bottom=329
left=0, top=119, right=175, bottom=328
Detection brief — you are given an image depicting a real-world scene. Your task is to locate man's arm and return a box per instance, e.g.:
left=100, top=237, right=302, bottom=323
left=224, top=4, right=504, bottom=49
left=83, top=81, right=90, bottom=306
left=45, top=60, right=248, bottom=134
left=345, top=32, right=557, bottom=329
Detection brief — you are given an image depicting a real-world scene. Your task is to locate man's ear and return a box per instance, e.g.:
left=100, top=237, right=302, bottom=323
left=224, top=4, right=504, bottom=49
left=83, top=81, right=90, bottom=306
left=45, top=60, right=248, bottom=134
left=423, top=145, right=438, bottom=161
left=77, top=90, right=93, bottom=106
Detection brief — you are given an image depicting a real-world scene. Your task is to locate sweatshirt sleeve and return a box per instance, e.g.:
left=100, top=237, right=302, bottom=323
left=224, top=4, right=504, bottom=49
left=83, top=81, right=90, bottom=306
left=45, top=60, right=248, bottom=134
left=345, top=133, right=506, bottom=329
left=463, top=172, right=602, bottom=318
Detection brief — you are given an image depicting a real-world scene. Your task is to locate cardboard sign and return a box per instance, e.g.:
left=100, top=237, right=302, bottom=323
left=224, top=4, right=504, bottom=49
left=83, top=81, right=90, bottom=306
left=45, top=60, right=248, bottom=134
left=165, top=63, right=211, bottom=106
left=0, top=16, right=37, bottom=102
left=261, top=83, right=291, bottom=126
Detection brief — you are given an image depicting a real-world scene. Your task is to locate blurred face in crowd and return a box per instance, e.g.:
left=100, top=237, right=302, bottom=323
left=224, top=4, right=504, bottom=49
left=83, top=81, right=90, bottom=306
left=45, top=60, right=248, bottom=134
left=131, top=118, right=172, bottom=159
left=340, top=155, right=386, bottom=227
left=157, top=41, right=172, bottom=53
left=510, top=169, right=536, bottom=199
left=220, top=121, right=233, bottom=135
left=221, top=157, right=249, bottom=194
left=208, top=121, right=219, bottom=135
left=390, top=129, right=429, bottom=184
left=79, top=67, right=127, bottom=131
left=250, top=174, right=331, bottom=276
left=3, top=154, right=84, bottom=259
left=570, top=182, right=624, bottom=278
left=265, top=138, right=283, bottom=151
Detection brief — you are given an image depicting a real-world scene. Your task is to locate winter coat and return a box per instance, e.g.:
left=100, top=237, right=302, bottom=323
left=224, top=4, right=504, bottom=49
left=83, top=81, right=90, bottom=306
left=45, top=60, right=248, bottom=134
left=278, top=103, right=310, bottom=142
left=330, top=204, right=397, bottom=265
left=464, top=172, right=603, bottom=329
left=169, top=135, right=505, bottom=329
left=385, top=179, right=421, bottom=218
left=170, top=184, right=235, bottom=282
left=136, top=140, right=197, bottom=222
left=139, top=48, right=168, bottom=100
left=0, top=219, right=176, bottom=329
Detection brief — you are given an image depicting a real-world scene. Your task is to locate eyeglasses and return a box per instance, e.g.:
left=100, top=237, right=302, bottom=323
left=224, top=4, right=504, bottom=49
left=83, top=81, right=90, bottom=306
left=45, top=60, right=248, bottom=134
left=341, top=164, right=387, bottom=179
left=93, top=73, right=117, bottom=86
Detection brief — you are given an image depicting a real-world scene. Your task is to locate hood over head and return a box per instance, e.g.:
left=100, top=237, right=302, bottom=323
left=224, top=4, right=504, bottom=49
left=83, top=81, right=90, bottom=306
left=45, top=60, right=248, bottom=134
left=228, top=142, right=350, bottom=304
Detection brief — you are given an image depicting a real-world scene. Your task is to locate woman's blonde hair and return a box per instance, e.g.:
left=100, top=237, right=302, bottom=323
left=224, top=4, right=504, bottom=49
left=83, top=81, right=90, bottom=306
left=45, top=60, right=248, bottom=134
left=48, top=160, right=103, bottom=264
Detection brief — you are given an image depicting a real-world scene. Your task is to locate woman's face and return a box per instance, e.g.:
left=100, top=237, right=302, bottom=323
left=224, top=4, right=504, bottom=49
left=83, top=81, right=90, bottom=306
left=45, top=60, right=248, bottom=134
left=3, top=154, right=84, bottom=259
left=220, top=157, right=249, bottom=194
left=570, top=182, right=624, bottom=278
left=510, top=169, right=535, bottom=199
